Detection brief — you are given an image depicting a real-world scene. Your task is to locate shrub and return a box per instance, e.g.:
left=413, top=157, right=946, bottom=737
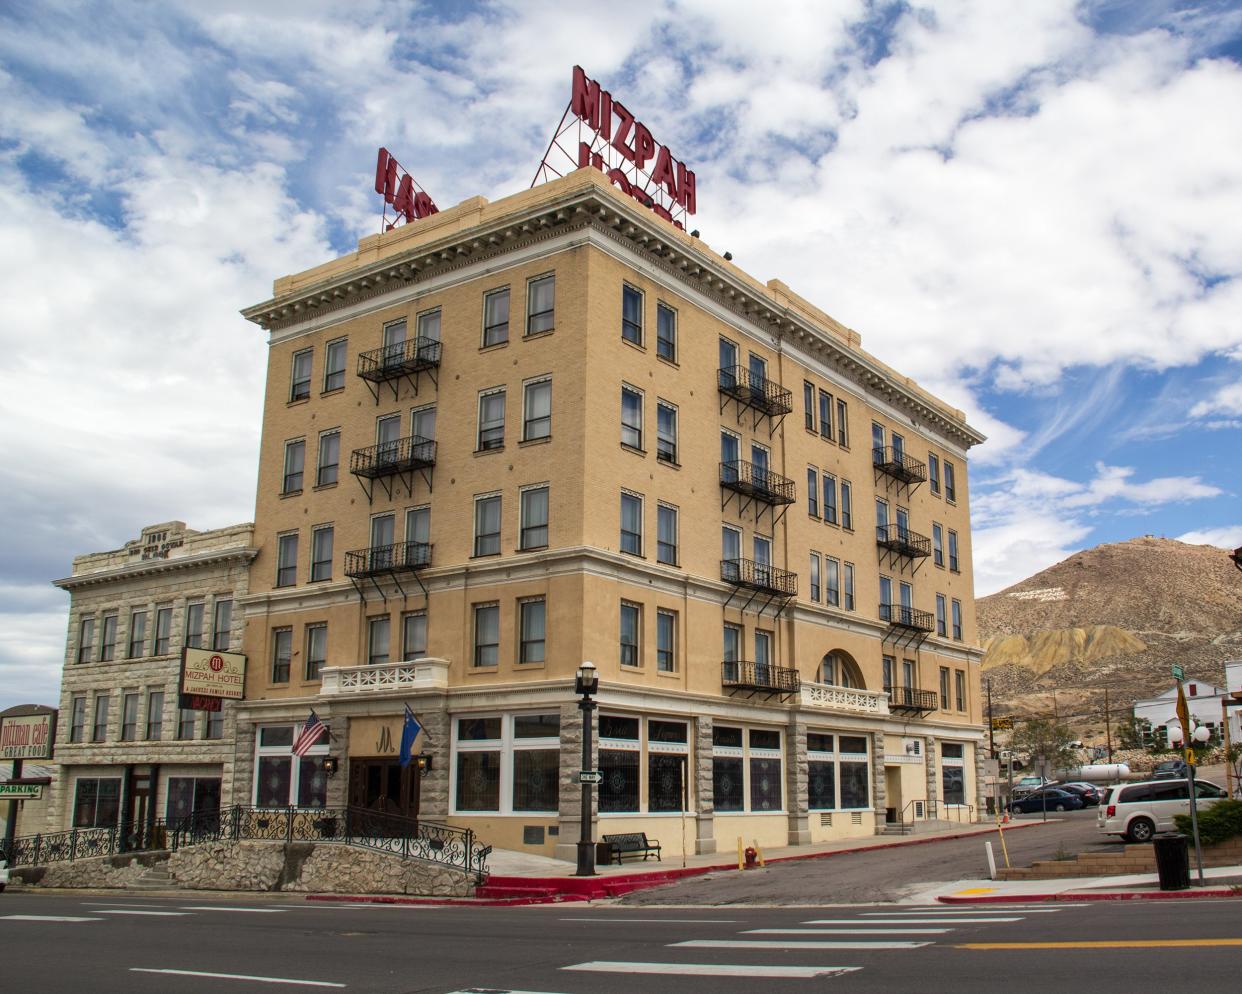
left=1174, top=799, right=1242, bottom=847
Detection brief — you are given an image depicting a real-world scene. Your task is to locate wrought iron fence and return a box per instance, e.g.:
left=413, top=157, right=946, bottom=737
left=357, top=337, right=442, bottom=380
left=0, top=805, right=489, bottom=881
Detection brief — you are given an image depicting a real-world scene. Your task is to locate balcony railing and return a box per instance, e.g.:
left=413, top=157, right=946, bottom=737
left=879, top=602, right=935, bottom=632
left=872, top=446, right=927, bottom=485
left=722, top=558, right=798, bottom=596
left=718, top=365, right=793, bottom=418
left=876, top=523, right=932, bottom=559
left=357, top=336, right=442, bottom=382
left=800, top=682, right=890, bottom=715
left=886, top=685, right=939, bottom=713
left=345, top=541, right=433, bottom=579
left=722, top=660, right=801, bottom=694
left=720, top=460, right=796, bottom=506
left=320, top=657, right=450, bottom=696
left=350, top=435, right=437, bottom=479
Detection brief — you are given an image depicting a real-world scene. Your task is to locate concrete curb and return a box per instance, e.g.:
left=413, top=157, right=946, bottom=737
left=939, top=888, right=1241, bottom=904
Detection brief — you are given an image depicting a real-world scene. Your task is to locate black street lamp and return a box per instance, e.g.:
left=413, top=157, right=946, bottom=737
left=575, top=660, right=599, bottom=877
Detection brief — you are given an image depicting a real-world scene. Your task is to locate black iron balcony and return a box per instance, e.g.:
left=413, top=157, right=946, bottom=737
left=872, top=446, right=927, bottom=485
left=350, top=435, right=437, bottom=479
left=876, top=523, right=931, bottom=559
left=723, top=660, right=801, bottom=694
left=885, top=685, right=939, bottom=714
left=722, top=558, right=798, bottom=597
left=718, top=365, right=793, bottom=418
left=720, top=460, right=796, bottom=506
left=879, top=602, right=935, bottom=632
left=345, top=541, right=433, bottom=579
left=357, top=336, right=442, bottom=383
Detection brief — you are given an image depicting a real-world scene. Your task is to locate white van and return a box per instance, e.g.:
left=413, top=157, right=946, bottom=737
left=1097, top=778, right=1227, bottom=842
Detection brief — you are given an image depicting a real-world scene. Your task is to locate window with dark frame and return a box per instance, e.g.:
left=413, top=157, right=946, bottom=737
left=177, top=707, right=197, bottom=741
left=483, top=287, right=510, bottom=347
left=810, top=552, right=821, bottom=601
left=526, top=274, right=555, bottom=334
left=952, top=598, right=963, bottom=640
left=523, top=379, right=551, bottom=441
left=70, top=695, right=86, bottom=742
left=656, top=401, right=677, bottom=463
left=807, top=467, right=819, bottom=517
left=656, top=503, right=678, bottom=565
left=843, top=562, right=855, bottom=610
left=620, top=601, right=640, bottom=667
left=657, top=609, right=676, bottom=672
left=474, top=494, right=501, bottom=556
left=474, top=603, right=499, bottom=666
left=621, top=386, right=643, bottom=449
left=205, top=708, right=224, bottom=740
left=804, top=381, right=815, bottom=430
left=402, top=610, right=427, bottom=659
left=520, top=486, right=549, bottom=550
left=818, top=389, right=832, bottom=439
left=940, top=666, right=951, bottom=709
left=368, top=615, right=390, bottom=666
left=77, top=617, right=95, bottom=663
left=826, top=557, right=840, bottom=607
left=154, top=606, right=172, bottom=655
left=317, top=430, right=340, bottom=486
left=145, top=690, right=163, bottom=740
left=948, top=529, right=959, bottom=571
left=311, top=526, right=333, bottom=581
left=823, top=473, right=838, bottom=524
left=956, top=670, right=966, bottom=711
left=945, top=460, right=957, bottom=502
left=933, top=522, right=944, bottom=566
left=620, top=491, right=642, bottom=555
left=271, top=628, right=292, bottom=682
left=185, top=602, right=205, bottom=649
left=519, top=598, right=546, bottom=664
left=840, top=480, right=853, bottom=529
left=92, top=693, right=109, bottom=742
left=212, top=599, right=232, bottom=652
left=282, top=439, right=305, bottom=493
left=836, top=398, right=849, bottom=446
left=100, top=614, right=117, bottom=661
left=276, top=532, right=298, bottom=587
left=477, top=390, right=506, bottom=450
left=121, top=692, right=138, bottom=741
left=323, top=338, right=347, bottom=392
left=622, top=284, right=643, bottom=344
left=305, top=623, right=327, bottom=680
left=656, top=302, right=676, bottom=361
left=290, top=348, right=312, bottom=401
left=936, top=593, right=947, bottom=636
left=128, top=610, right=147, bottom=658
left=928, top=452, right=941, bottom=494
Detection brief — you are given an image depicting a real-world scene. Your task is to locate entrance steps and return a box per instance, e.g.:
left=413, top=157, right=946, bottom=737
left=883, top=818, right=958, bottom=836
left=127, top=864, right=177, bottom=890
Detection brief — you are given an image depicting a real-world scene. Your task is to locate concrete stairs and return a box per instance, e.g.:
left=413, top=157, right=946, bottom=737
left=127, top=864, right=178, bottom=890
left=882, top=818, right=958, bottom=836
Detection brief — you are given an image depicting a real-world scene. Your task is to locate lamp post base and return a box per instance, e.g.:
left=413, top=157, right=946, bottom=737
left=575, top=839, right=596, bottom=877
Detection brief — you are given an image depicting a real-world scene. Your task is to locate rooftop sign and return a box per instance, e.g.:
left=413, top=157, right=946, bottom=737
left=375, top=147, right=439, bottom=230
left=534, top=66, right=698, bottom=230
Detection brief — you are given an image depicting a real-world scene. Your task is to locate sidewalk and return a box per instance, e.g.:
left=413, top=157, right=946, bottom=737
left=918, top=864, right=1242, bottom=904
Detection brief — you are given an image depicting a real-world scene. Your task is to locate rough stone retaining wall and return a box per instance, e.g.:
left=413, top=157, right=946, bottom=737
left=999, top=837, right=1242, bottom=880
left=11, top=841, right=474, bottom=897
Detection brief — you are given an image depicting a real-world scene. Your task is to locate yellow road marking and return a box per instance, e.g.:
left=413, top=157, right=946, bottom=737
left=953, top=888, right=996, bottom=895
left=959, top=939, right=1242, bottom=950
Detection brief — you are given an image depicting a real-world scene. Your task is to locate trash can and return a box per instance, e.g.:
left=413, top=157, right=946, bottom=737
left=1152, top=833, right=1190, bottom=891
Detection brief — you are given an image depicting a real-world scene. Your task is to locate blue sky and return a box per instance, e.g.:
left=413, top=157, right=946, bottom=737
left=2, top=0, right=1241, bottom=709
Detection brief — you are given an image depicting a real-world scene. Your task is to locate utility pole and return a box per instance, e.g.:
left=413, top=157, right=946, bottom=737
left=1104, top=687, right=1113, bottom=764
left=987, top=679, right=995, bottom=758
left=1052, top=690, right=1059, bottom=723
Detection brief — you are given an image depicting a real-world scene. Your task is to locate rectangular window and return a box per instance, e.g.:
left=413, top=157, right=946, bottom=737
left=657, top=609, right=676, bottom=672
left=205, top=709, right=224, bottom=740
left=656, top=401, right=677, bottom=464
left=92, top=693, right=109, bottom=742
left=599, top=748, right=639, bottom=813
left=522, top=378, right=551, bottom=441
left=657, top=503, right=678, bottom=565
left=952, top=599, right=963, bottom=640
left=323, top=337, right=347, bottom=392
left=621, top=385, right=643, bottom=449
left=77, top=617, right=95, bottom=663
left=942, top=759, right=965, bottom=805
left=73, top=778, right=121, bottom=829
left=620, top=491, right=643, bottom=556
left=317, top=430, right=340, bottom=487
left=622, top=283, right=643, bottom=344
left=276, top=532, right=298, bottom=587
left=477, top=389, right=506, bottom=450
left=936, top=593, right=947, bottom=636
left=383, top=318, right=406, bottom=353
left=840, top=748, right=870, bottom=809
left=940, top=666, right=951, bottom=709
left=99, top=614, right=117, bottom=661
left=721, top=524, right=741, bottom=564
left=804, top=382, right=815, bottom=430
left=185, top=602, right=205, bottom=649
left=722, top=623, right=741, bottom=670
left=272, top=628, right=292, bottom=682
left=128, top=610, right=147, bottom=658
left=713, top=754, right=744, bottom=812
left=620, top=601, right=641, bottom=667
left=519, top=599, right=546, bottom=664
left=145, top=691, right=163, bottom=741
left=212, top=599, right=232, bottom=652
left=656, top=302, right=677, bottom=361
left=311, top=526, right=333, bottom=581
left=513, top=746, right=559, bottom=812
left=406, top=505, right=430, bottom=547
left=154, top=606, right=172, bottom=655
left=518, top=485, right=548, bottom=550
left=177, top=708, right=197, bottom=740
left=843, top=562, right=855, bottom=610
left=948, top=529, right=960, bottom=572
left=750, top=754, right=782, bottom=812
left=411, top=404, right=436, bottom=441
left=121, top=692, right=138, bottom=741
left=818, top=389, right=832, bottom=439
left=928, top=452, right=941, bottom=495
left=474, top=494, right=501, bottom=556
left=282, top=439, right=305, bottom=493
left=933, top=523, right=944, bottom=567
left=290, top=348, right=312, bottom=401
left=809, top=759, right=836, bottom=810
left=305, top=623, right=327, bottom=681
left=418, top=308, right=441, bottom=342
left=826, top=557, right=841, bottom=607
left=883, top=655, right=894, bottom=690
left=368, top=615, right=391, bottom=667
left=945, top=460, right=957, bottom=502
left=402, top=610, right=427, bottom=659
left=822, top=473, right=838, bottom=524
left=483, top=287, right=510, bottom=346
left=526, top=274, right=555, bottom=334
left=836, top=398, right=849, bottom=446
left=956, top=670, right=966, bottom=712
left=473, top=603, right=499, bottom=667
left=840, top=480, right=853, bottom=529
left=809, top=552, right=821, bottom=601
left=69, top=695, right=86, bottom=742
left=807, top=468, right=819, bottom=517
left=872, top=421, right=885, bottom=463
left=456, top=749, right=501, bottom=812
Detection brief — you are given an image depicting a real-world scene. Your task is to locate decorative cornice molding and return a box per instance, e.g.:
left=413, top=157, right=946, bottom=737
left=53, top=547, right=259, bottom=591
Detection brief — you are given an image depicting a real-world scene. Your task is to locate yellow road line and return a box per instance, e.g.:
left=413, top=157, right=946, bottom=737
left=959, top=939, right=1242, bottom=950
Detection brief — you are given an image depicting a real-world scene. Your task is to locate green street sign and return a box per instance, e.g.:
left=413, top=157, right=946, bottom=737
left=1172, top=664, right=1185, bottom=681
left=0, top=782, right=43, bottom=799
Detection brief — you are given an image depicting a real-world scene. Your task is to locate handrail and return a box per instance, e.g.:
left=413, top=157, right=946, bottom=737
left=879, top=603, right=935, bottom=632
left=875, top=523, right=932, bottom=558
left=717, top=365, right=794, bottom=416
left=722, top=660, right=801, bottom=693
left=350, top=435, right=437, bottom=478
left=721, top=558, right=798, bottom=596
left=872, top=445, right=927, bottom=484
left=719, top=460, right=796, bottom=505
left=357, top=336, right=441, bottom=381
left=893, top=798, right=975, bottom=833
left=344, top=541, right=433, bottom=578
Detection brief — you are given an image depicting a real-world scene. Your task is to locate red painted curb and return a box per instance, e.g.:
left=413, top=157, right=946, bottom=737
left=938, top=888, right=1240, bottom=904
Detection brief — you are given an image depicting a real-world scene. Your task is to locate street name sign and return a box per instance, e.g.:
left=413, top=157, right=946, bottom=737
left=578, top=771, right=602, bottom=784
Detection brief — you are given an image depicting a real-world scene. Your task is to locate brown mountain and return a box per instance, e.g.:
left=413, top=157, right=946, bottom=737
left=977, top=537, right=1242, bottom=725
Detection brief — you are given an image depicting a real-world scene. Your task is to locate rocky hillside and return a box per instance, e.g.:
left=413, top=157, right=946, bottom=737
left=977, top=537, right=1242, bottom=729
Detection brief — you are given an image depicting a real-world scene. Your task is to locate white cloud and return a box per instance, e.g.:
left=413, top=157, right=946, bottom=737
left=1190, top=381, right=1242, bottom=418
left=1175, top=526, right=1242, bottom=550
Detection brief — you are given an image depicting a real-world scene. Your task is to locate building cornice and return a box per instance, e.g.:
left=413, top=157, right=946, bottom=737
left=243, top=172, right=984, bottom=450
left=53, top=547, right=260, bottom=591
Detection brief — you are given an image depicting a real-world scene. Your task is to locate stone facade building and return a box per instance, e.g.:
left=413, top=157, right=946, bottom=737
left=46, top=521, right=256, bottom=837
left=233, top=167, right=987, bottom=861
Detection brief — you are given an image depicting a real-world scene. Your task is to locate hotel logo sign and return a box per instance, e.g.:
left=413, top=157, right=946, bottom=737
left=180, top=647, right=247, bottom=701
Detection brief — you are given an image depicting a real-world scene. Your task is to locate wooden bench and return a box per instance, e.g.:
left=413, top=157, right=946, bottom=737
left=602, top=832, right=662, bottom=864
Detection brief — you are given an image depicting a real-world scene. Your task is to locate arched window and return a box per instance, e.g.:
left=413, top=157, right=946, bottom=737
left=820, top=652, right=864, bottom=689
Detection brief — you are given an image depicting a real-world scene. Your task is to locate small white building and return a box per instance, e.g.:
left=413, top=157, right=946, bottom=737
left=1133, top=670, right=1242, bottom=745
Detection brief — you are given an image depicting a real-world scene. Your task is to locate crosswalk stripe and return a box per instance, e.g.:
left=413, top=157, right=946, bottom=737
left=130, top=968, right=344, bottom=987
left=868, top=909, right=1062, bottom=915
left=181, top=906, right=288, bottom=913
left=563, top=962, right=860, bottom=978
left=0, top=915, right=102, bottom=922
left=98, top=910, right=190, bottom=916
left=805, top=917, right=1022, bottom=924
left=673, top=939, right=930, bottom=950
left=746, top=928, right=950, bottom=935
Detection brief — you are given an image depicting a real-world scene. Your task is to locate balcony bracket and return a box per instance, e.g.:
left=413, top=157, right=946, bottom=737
left=883, top=624, right=930, bottom=652
left=356, top=338, right=442, bottom=407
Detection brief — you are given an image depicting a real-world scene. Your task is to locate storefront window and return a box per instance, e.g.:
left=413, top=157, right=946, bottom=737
left=942, top=742, right=966, bottom=805
left=254, top=724, right=329, bottom=807
left=712, top=756, right=744, bottom=812
left=749, top=756, right=782, bottom=811
left=513, top=750, right=558, bottom=811
left=809, top=761, right=836, bottom=809
left=451, top=713, right=561, bottom=815
left=599, top=749, right=640, bottom=812
left=456, top=751, right=501, bottom=811
left=73, top=778, right=121, bottom=828
left=166, top=777, right=222, bottom=823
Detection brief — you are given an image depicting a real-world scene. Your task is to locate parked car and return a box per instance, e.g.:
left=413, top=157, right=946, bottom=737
left=1058, top=782, right=1101, bottom=806
left=1011, top=775, right=1057, bottom=798
left=0, top=859, right=9, bottom=893
left=1009, top=788, right=1085, bottom=813
left=1097, top=778, right=1228, bottom=842
left=1151, top=759, right=1189, bottom=780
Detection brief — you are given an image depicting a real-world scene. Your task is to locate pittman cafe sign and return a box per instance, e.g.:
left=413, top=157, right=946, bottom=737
left=179, top=647, right=247, bottom=709
left=0, top=711, right=55, bottom=761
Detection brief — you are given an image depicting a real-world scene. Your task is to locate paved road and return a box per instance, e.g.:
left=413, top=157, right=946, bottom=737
left=625, top=809, right=1113, bottom=904
left=1, top=889, right=1239, bottom=993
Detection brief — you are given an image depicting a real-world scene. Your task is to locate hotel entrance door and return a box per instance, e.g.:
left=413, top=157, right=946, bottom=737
left=348, top=758, right=419, bottom=822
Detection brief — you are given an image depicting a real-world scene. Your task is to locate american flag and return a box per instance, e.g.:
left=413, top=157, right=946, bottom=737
left=292, top=710, right=327, bottom=757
